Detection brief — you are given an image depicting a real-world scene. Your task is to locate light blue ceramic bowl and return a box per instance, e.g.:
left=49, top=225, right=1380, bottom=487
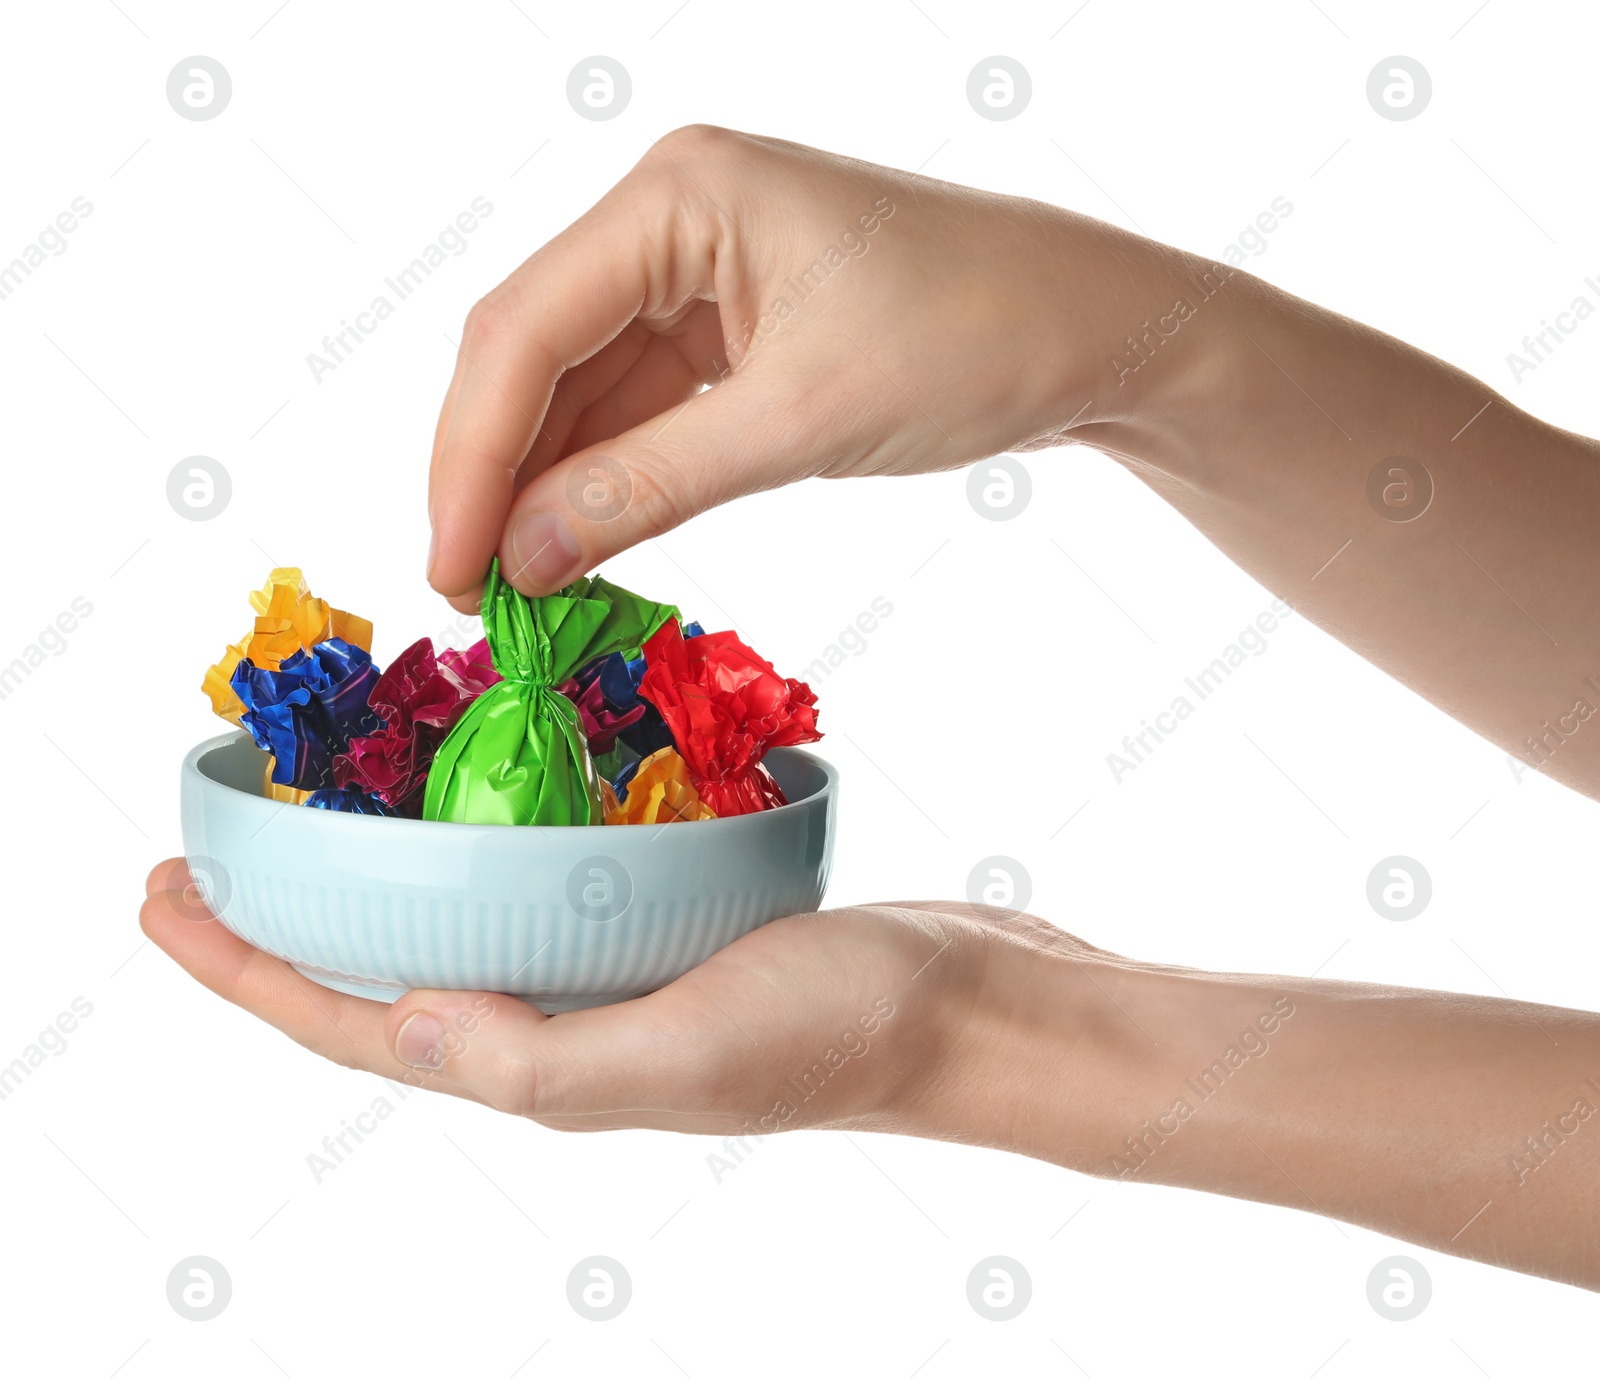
left=180, top=732, right=837, bottom=1012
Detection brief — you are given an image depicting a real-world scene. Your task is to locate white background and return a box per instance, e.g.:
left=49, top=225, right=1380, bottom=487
left=1, top=0, right=1597, bottom=1374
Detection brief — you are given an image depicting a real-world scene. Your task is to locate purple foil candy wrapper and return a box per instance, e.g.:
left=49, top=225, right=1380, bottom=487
left=573, top=620, right=704, bottom=761
left=333, top=636, right=500, bottom=817
left=556, top=657, right=647, bottom=758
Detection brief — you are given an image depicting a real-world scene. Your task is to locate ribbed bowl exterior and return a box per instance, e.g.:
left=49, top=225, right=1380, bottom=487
left=180, top=733, right=837, bottom=1011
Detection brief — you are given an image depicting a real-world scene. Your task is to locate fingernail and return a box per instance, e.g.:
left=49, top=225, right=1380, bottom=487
left=395, top=1011, right=445, bottom=1068
left=509, top=510, right=582, bottom=592
left=177, top=884, right=216, bottom=922
left=426, top=527, right=438, bottom=582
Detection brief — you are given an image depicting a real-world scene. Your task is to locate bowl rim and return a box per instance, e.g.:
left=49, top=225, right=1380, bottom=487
left=183, top=730, right=838, bottom=837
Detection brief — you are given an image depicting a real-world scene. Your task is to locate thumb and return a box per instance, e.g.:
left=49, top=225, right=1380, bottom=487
left=384, top=986, right=723, bottom=1123
left=496, top=372, right=818, bottom=596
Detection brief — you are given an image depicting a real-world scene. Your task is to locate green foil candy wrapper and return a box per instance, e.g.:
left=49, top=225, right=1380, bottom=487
left=422, top=561, right=678, bottom=826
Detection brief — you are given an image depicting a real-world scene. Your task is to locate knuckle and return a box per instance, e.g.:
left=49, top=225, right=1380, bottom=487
left=650, top=122, right=737, bottom=166
left=137, top=893, right=165, bottom=938
left=460, top=290, right=521, bottom=358
left=486, top=1049, right=544, bottom=1119
left=622, top=452, right=695, bottom=537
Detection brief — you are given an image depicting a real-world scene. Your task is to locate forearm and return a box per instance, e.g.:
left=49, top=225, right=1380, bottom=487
left=945, top=935, right=1600, bottom=1288
left=1055, top=237, right=1600, bottom=797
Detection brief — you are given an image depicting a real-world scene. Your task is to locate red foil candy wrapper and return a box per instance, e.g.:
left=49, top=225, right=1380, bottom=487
left=638, top=621, right=821, bottom=817
left=332, top=637, right=500, bottom=816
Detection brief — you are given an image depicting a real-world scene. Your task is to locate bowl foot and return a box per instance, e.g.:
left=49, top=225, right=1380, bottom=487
left=290, top=964, right=653, bottom=1014
left=291, top=965, right=408, bottom=1002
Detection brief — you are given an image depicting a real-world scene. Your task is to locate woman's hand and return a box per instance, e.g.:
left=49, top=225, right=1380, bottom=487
left=138, top=857, right=1127, bottom=1142
left=426, top=124, right=1183, bottom=609
left=142, top=857, right=1600, bottom=1287
left=431, top=124, right=1600, bottom=799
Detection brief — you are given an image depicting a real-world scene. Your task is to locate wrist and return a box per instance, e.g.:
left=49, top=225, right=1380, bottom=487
left=898, top=917, right=1170, bottom=1166
left=1057, top=240, right=1272, bottom=474
left=919, top=925, right=1301, bottom=1178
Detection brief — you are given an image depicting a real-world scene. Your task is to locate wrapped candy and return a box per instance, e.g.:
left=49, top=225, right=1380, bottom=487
left=556, top=657, right=647, bottom=759
left=605, top=622, right=703, bottom=758
left=306, top=788, right=397, bottom=816
left=638, top=621, right=820, bottom=816
left=612, top=754, right=643, bottom=802
left=559, top=621, right=705, bottom=778
left=422, top=561, right=678, bottom=827
left=332, top=637, right=500, bottom=817
left=198, top=563, right=823, bottom=828
left=203, top=568, right=372, bottom=723
left=232, top=638, right=383, bottom=793
left=604, top=746, right=716, bottom=825
left=439, top=638, right=498, bottom=688
left=262, top=758, right=312, bottom=806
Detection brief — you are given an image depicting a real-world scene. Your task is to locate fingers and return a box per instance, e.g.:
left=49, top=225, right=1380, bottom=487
left=511, top=319, right=671, bottom=486
left=433, top=322, right=661, bottom=616
left=140, top=863, right=720, bottom=1119
left=142, top=883, right=381, bottom=1056
left=384, top=989, right=549, bottom=1110
left=497, top=364, right=814, bottom=595
left=427, top=178, right=708, bottom=603
left=535, top=318, right=720, bottom=479
left=383, top=984, right=729, bottom=1123
left=444, top=585, right=486, bottom=617
left=141, top=862, right=743, bottom=1126
left=139, top=880, right=484, bottom=1103
left=435, top=323, right=715, bottom=612
left=428, top=299, right=568, bottom=601
left=145, top=856, right=190, bottom=896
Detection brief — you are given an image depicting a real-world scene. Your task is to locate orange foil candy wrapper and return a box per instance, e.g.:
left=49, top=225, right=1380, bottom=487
left=203, top=568, right=373, bottom=724
left=262, top=758, right=312, bottom=805
left=636, top=621, right=821, bottom=817
left=200, top=566, right=820, bottom=828
left=604, top=747, right=716, bottom=826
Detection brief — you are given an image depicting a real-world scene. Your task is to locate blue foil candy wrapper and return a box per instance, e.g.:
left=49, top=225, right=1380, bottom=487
left=232, top=638, right=383, bottom=792
left=597, top=620, right=703, bottom=760
left=305, top=788, right=397, bottom=816
left=612, top=756, right=642, bottom=804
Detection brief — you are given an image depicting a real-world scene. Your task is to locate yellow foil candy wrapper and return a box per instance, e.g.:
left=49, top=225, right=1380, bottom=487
left=262, top=756, right=313, bottom=805
left=202, top=568, right=374, bottom=723
left=604, top=747, right=716, bottom=826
